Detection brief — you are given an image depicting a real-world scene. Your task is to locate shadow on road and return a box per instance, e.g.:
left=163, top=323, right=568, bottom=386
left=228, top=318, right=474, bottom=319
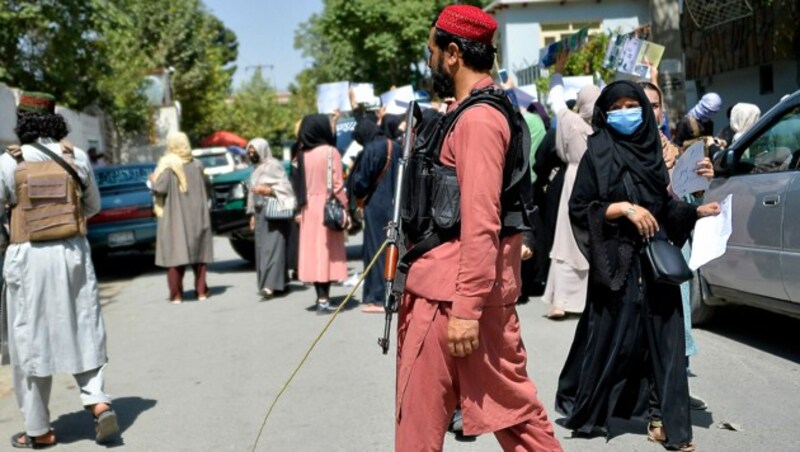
left=209, top=258, right=253, bottom=274
left=93, top=251, right=159, bottom=283
left=697, top=305, right=800, bottom=364
left=49, top=396, right=157, bottom=446
left=557, top=409, right=715, bottom=445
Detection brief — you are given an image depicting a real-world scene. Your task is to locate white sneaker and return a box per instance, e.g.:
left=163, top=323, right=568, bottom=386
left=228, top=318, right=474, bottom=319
left=343, top=273, right=361, bottom=287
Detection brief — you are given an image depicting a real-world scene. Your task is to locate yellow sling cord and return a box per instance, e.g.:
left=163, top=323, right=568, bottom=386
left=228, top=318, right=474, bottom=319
left=251, top=239, right=390, bottom=452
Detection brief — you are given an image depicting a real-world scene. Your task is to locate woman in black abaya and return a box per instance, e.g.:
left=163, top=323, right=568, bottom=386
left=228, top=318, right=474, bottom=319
left=555, top=81, right=720, bottom=452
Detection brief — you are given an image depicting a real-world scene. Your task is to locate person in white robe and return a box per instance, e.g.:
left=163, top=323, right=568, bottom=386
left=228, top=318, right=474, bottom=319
left=1, top=92, right=119, bottom=448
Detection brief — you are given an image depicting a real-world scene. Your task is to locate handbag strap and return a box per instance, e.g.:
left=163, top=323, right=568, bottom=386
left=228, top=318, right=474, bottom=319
left=30, top=142, right=88, bottom=192
left=327, top=146, right=333, bottom=197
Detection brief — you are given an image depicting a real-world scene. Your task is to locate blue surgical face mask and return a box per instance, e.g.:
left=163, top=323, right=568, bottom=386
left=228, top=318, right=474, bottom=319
left=606, top=107, right=643, bottom=136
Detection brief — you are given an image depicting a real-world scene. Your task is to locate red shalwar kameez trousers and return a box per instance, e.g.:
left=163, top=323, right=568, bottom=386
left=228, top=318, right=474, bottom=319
left=396, top=78, right=561, bottom=452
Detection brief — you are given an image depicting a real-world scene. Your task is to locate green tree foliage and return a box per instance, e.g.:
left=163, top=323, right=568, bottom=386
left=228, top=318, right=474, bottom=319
left=535, top=33, right=615, bottom=100
left=294, top=0, right=489, bottom=107
left=101, top=0, right=238, bottom=141
left=0, top=0, right=238, bottom=142
left=0, top=1, right=108, bottom=107
left=222, top=68, right=294, bottom=146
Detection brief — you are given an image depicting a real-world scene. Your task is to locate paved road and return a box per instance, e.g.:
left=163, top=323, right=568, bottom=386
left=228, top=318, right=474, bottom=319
left=0, top=236, right=797, bottom=451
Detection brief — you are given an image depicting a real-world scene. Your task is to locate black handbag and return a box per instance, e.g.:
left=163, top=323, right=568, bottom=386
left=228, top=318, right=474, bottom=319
left=323, top=147, right=346, bottom=231
left=623, top=172, right=693, bottom=285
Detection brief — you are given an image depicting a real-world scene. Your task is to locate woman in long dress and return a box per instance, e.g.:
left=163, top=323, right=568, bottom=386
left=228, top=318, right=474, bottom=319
left=294, top=115, right=349, bottom=314
left=542, top=72, right=601, bottom=318
left=555, top=81, right=721, bottom=452
left=151, top=132, right=214, bottom=303
left=246, top=138, right=295, bottom=299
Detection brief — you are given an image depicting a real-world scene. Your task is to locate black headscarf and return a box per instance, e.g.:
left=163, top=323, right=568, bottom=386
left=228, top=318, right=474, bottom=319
left=293, top=114, right=336, bottom=208
left=527, top=101, right=551, bottom=130
left=589, top=80, right=668, bottom=204
left=382, top=114, right=403, bottom=140
left=353, top=118, right=380, bottom=146
left=298, top=114, right=336, bottom=151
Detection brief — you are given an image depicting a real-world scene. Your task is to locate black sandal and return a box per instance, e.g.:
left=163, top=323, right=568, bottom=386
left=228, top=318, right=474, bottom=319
left=93, top=409, right=120, bottom=444
left=10, top=432, right=57, bottom=449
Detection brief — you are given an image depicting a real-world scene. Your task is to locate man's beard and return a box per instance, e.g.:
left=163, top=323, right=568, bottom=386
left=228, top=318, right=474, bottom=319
left=431, top=56, right=455, bottom=99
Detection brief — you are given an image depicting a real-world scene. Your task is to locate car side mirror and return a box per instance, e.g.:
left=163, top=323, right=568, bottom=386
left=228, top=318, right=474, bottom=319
left=712, top=148, right=735, bottom=178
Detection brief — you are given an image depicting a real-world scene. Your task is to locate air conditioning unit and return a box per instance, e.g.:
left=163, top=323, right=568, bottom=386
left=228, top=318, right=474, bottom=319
left=685, top=0, right=754, bottom=30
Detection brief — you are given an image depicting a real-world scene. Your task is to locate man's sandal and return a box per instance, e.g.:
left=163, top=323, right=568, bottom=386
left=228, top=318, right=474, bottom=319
left=94, top=409, right=120, bottom=444
left=10, top=431, right=57, bottom=449
left=647, top=421, right=696, bottom=452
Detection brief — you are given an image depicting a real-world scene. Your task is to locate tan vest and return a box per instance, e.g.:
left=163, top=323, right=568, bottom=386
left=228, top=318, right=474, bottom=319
left=7, top=143, right=86, bottom=244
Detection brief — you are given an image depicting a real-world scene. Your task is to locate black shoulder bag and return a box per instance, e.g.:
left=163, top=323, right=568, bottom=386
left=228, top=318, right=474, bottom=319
left=623, top=172, right=693, bottom=285
left=323, top=147, right=347, bottom=231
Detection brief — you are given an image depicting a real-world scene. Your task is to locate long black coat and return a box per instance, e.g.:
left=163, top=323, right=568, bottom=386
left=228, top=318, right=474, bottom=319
left=555, top=144, right=698, bottom=446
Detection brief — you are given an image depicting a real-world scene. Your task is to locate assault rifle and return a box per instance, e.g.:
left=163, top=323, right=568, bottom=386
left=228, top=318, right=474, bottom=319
left=379, top=101, right=422, bottom=355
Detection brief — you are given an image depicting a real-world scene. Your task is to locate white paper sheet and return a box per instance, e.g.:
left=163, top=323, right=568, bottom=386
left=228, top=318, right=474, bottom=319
left=316, top=81, right=351, bottom=114
left=689, top=194, right=733, bottom=270
left=380, top=85, right=415, bottom=115
left=562, top=76, right=594, bottom=101
left=351, top=83, right=376, bottom=104
left=671, top=142, right=709, bottom=198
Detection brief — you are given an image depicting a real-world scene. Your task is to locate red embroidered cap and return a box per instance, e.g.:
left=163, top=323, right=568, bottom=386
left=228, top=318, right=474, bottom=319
left=435, top=4, right=497, bottom=45
left=18, top=91, right=56, bottom=114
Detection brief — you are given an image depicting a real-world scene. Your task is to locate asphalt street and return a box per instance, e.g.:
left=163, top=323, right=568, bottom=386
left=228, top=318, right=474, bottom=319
left=0, top=235, right=798, bottom=451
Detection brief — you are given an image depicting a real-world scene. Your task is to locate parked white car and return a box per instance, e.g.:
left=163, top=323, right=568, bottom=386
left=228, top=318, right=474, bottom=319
left=192, top=147, right=236, bottom=176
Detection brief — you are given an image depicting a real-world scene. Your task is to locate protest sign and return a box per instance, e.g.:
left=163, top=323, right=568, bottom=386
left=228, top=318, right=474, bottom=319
left=603, top=34, right=665, bottom=78
left=316, top=81, right=351, bottom=114
left=562, top=76, right=595, bottom=101
left=539, top=27, right=590, bottom=68
left=351, top=83, right=379, bottom=107
left=671, top=142, right=710, bottom=198
left=517, top=84, right=539, bottom=102
left=689, top=194, right=733, bottom=271
left=380, top=85, right=414, bottom=115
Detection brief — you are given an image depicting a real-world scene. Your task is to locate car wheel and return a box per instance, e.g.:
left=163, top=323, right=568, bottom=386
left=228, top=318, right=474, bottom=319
left=690, top=270, right=717, bottom=326
left=229, top=237, right=255, bottom=264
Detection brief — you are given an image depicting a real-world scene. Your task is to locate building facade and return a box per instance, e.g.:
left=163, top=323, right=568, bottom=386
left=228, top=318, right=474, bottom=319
left=485, top=0, right=651, bottom=85
left=681, top=0, right=800, bottom=130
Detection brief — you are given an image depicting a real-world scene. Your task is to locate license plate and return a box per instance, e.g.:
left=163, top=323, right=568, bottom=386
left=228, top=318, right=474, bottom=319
left=108, top=231, right=135, bottom=248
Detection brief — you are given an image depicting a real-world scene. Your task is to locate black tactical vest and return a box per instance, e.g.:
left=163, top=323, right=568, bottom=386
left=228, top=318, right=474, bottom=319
left=399, top=87, right=537, bottom=271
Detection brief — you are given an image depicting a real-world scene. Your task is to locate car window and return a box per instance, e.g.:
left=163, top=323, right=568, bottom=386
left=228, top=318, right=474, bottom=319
left=198, top=154, right=231, bottom=168
left=740, top=107, right=800, bottom=174
left=95, top=166, right=153, bottom=189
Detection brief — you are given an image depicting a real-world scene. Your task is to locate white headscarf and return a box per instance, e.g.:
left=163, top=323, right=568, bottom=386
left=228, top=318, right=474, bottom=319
left=246, top=138, right=296, bottom=212
left=730, top=103, right=761, bottom=142
left=689, top=93, right=722, bottom=121
left=555, top=84, right=601, bottom=164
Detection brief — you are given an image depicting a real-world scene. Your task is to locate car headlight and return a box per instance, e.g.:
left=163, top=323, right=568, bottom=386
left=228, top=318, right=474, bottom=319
left=229, top=183, right=246, bottom=200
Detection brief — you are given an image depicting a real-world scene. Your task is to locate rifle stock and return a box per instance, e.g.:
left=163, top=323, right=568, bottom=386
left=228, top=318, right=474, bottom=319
left=379, top=101, right=422, bottom=355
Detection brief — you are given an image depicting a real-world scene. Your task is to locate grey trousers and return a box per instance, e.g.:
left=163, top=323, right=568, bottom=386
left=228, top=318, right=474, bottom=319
left=255, top=214, right=289, bottom=292
left=13, top=364, right=111, bottom=436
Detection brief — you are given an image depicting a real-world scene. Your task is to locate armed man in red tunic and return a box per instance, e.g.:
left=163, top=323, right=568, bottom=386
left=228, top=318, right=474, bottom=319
left=395, top=5, right=562, bottom=451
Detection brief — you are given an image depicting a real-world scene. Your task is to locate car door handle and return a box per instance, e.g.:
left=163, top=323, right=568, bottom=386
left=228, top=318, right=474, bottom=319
left=763, top=194, right=781, bottom=207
